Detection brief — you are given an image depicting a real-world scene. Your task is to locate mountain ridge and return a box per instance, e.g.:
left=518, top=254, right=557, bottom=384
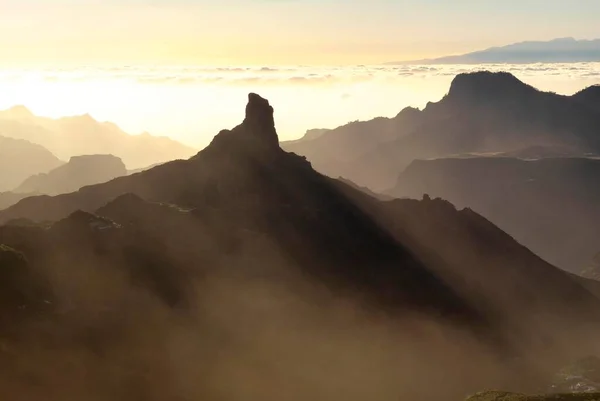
left=283, top=71, right=600, bottom=190
left=388, top=38, right=600, bottom=64
left=14, top=154, right=127, bottom=196
left=0, top=106, right=197, bottom=169
left=2, top=92, right=600, bottom=399
left=0, top=135, right=64, bottom=192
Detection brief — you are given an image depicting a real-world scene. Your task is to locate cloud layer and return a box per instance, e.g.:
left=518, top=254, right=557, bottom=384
left=0, top=63, right=598, bottom=148
left=1, top=63, right=599, bottom=87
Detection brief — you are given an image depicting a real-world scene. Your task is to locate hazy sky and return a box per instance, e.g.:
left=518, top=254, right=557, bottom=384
left=1, top=0, right=599, bottom=66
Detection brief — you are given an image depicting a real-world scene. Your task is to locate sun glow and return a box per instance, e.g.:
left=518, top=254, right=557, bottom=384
left=0, top=63, right=598, bottom=148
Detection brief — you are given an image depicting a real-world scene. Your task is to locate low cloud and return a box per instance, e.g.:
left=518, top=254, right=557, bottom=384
left=1, top=63, right=600, bottom=90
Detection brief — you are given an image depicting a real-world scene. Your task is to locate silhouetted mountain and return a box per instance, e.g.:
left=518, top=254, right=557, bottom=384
left=389, top=38, right=600, bottom=64
left=0, top=244, right=52, bottom=325
left=284, top=72, right=600, bottom=189
left=0, top=136, right=63, bottom=192
left=0, top=106, right=197, bottom=169
left=573, top=85, right=600, bottom=112
left=1, top=94, right=600, bottom=400
left=15, top=154, right=127, bottom=196
left=390, top=157, right=600, bottom=272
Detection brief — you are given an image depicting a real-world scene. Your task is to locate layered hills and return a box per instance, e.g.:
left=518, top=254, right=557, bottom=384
left=1, top=94, right=600, bottom=400
left=283, top=71, right=600, bottom=190
left=0, top=106, right=197, bottom=169
left=390, top=157, right=600, bottom=271
left=15, top=154, right=127, bottom=195
left=0, top=136, right=63, bottom=192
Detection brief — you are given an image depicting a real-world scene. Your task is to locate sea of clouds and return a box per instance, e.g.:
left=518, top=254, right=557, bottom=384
left=0, top=63, right=598, bottom=147
left=1, top=63, right=599, bottom=86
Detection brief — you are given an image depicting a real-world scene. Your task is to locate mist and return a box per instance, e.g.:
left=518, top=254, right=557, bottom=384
left=0, top=63, right=599, bottom=148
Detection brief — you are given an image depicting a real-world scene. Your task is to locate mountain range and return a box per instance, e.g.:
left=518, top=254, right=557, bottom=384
left=388, top=38, right=600, bottom=64
left=0, top=106, right=197, bottom=169
left=390, top=157, right=600, bottom=271
left=283, top=71, right=600, bottom=190
left=15, top=154, right=127, bottom=195
left=283, top=72, right=600, bottom=273
left=1, top=93, right=600, bottom=400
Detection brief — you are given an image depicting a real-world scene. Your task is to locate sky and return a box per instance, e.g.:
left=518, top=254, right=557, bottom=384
left=0, top=0, right=599, bottom=149
left=1, top=0, right=599, bottom=66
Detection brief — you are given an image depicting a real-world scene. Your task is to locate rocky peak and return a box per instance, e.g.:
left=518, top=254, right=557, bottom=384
left=446, top=71, right=536, bottom=104
left=205, top=93, right=281, bottom=156
left=243, top=93, right=279, bottom=148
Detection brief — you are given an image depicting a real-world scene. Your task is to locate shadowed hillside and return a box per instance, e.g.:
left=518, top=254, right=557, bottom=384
left=390, top=157, right=600, bottom=271
left=283, top=72, right=600, bottom=190
left=1, top=94, right=600, bottom=400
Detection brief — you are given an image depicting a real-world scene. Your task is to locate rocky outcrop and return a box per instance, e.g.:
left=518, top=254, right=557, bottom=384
left=205, top=93, right=280, bottom=156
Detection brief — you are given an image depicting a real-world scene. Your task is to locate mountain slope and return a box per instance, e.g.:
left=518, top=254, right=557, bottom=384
left=0, top=136, right=63, bottom=192
left=388, top=37, right=600, bottom=64
left=0, top=94, right=476, bottom=318
left=15, top=154, right=127, bottom=195
left=284, top=72, right=600, bottom=189
left=390, top=157, right=600, bottom=272
left=0, top=106, right=197, bottom=169
left=1, top=93, right=600, bottom=400
left=573, top=85, right=600, bottom=112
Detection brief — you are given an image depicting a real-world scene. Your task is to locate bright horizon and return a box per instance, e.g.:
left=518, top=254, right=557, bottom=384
left=1, top=0, right=600, bottom=66
left=1, top=0, right=600, bottom=148
left=1, top=63, right=599, bottom=149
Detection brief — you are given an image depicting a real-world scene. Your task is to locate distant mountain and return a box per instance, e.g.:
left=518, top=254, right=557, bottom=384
left=389, top=157, right=600, bottom=272
left=283, top=72, right=600, bottom=190
left=0, top=106, right=197, bottom=169
left=15, top=154, right=127, bottom=196
left=284, top=128, right=330, bottom=144
left=0, top=136, right=63, bottom=192
left=2, top=93, right=600, bottom=399
left=388, top=38, right=600, bottom=64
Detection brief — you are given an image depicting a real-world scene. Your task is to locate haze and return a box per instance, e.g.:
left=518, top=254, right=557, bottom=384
left=1, top=0, right=599, bottom=146
left=1, top=63, right=599, bottom=147
left=3, top=1, right=600, bottom=400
